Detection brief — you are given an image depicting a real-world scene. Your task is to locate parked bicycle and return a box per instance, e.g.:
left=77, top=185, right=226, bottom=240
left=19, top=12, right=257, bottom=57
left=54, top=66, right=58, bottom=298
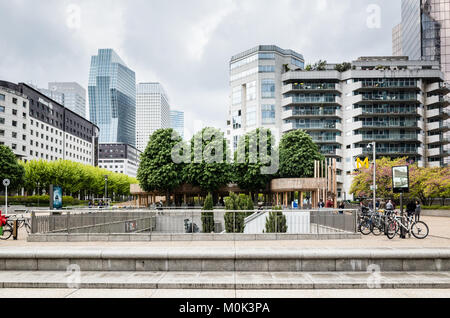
left=0, top=212, right=32, bottom=240
left=386, top=212, right=429, bottom=240
left=358, top=209, right=384, bottom=236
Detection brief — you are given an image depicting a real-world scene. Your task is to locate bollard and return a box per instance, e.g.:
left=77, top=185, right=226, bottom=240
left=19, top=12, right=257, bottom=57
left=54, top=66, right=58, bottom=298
left=12, top=220, right=18, bottom=240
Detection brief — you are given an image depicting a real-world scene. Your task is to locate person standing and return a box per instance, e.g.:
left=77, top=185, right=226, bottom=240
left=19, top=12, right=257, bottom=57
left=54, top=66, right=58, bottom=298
left=338, top=201, right=345, bottom=215
left=318, top=199, right=325, bottom=209
left=415, top=200, right=421, bottom=222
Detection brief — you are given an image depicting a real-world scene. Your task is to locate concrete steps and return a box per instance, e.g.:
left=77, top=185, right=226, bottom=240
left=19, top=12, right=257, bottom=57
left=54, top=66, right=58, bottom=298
left=1, top=247, right=450, bottom=272
left=0, top=271, right=449, bottom=289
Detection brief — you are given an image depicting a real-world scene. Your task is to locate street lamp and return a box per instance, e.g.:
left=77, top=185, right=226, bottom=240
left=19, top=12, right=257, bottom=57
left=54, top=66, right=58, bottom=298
left=367, top=142, right=377, bottom=212
left=104, top=175, right=108, bottom=204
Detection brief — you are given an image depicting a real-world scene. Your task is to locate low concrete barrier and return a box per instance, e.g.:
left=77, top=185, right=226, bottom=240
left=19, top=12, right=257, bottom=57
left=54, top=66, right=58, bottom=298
left=1, top=247, right=449, bottom=272
left=27, top=232, right=360, bottom=242
left=421, top=210, right=450, bottom=217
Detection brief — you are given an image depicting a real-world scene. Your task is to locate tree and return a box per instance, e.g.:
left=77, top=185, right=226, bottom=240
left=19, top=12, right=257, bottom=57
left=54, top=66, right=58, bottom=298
left=224, top=192, right=246, bottom=233
left=233, top=128, right=276, bottom=196
left=0, top=145, right=25, bottom=191
left=183, top=127, right=232, bottom=194
left=265, top=208, right=287, bottom=233
left=278, top=130, right=324, bottom=178
left=201, top=193, right=215, bottom=233
left=137, top=129, right=184, bottom=205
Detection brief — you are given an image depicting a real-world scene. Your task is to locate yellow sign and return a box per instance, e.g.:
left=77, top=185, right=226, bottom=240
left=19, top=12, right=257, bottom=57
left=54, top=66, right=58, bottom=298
left=356, top=157, right=370, bottom=169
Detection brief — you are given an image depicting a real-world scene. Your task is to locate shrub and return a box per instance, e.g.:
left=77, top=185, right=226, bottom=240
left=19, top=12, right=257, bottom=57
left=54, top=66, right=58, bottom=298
left=224, top=192, right=246, bottom=233
left=201, top=193, right=215, bottom=233
left=265, top=208, right=287, bottom=233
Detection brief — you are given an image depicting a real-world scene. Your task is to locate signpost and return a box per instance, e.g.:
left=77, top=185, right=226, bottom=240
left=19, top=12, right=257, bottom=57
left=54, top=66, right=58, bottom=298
left=3, top=179, right=10, bottom=215
left=392, top=165, right=410, bottom=239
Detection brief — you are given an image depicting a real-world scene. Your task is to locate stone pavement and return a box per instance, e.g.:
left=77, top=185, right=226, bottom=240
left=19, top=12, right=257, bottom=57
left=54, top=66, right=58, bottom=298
left=3, top=216, right=449, bottom=249
left=0, top=288, right=449, bottom=298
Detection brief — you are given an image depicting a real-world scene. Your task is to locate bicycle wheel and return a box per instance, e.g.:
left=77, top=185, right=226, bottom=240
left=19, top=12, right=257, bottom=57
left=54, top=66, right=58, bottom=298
left=359, top=219, right=372, bottom=235
left=371, top=223, right=383, bottom=236
left=386, top=221, right=398, bottom=240
left=0, top=225, right=12, bottom=240
left=24, top=222, right=31, bottom=234
left=411, top=221, right=429, bottom=239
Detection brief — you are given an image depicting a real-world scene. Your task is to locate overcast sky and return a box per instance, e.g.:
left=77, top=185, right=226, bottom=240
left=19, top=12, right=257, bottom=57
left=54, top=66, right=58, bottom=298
left=0, top=0, right=400, bottom=139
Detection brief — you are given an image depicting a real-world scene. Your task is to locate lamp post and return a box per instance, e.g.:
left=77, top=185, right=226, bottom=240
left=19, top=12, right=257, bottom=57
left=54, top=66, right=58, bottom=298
left=367, top=142, right=377, bottom=212
left=104, top=175, right=108, bottom=204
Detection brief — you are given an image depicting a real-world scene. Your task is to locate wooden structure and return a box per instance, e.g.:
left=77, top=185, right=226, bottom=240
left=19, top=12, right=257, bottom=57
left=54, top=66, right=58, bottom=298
left=130, top=159, right=338, bottom=208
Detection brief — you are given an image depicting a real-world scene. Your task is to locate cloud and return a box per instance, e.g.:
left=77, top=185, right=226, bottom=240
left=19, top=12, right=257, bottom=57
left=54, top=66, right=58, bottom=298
left=0, top=0, right=400, bottom=140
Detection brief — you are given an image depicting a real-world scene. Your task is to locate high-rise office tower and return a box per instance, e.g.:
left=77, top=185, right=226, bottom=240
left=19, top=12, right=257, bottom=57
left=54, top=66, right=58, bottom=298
left=88, top=49, right=136, bottom=147
left=136, top=83, right=171, bottom=152
left=47, top=82, right=87, bottom=119
left=392, top=23, right=403, bottom=56
left=227, top=45, right=305, bottom=150
left=170, top=110, right=185, bottom=139
left=394, top=0, right=450, bottom=164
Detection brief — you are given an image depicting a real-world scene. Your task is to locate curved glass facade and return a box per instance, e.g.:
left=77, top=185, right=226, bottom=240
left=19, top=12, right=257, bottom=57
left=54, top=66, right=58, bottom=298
left=88, top=49, right=136, bottom=147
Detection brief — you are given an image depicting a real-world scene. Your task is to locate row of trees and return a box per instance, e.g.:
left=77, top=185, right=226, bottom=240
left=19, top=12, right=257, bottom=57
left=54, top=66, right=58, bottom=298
left=0, top=145, right=137, bottom=200
left=137, top=128, right=324, bottom=203
left=350, top=157, right=450, bottom=205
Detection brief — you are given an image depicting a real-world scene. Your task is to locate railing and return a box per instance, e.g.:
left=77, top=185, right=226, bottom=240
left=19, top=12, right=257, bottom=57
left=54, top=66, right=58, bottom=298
left=30, top=209, right=359, bottom=235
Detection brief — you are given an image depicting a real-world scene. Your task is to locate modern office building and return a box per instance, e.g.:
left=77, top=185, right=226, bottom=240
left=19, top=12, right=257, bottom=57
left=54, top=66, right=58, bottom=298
left=227, top=45, right=305, bottom=150
left=98, top=143, right=141, bottom=178
left=170, top=110, right=185, bottom=139
left=88, top=49, right=136, bottom=147
left=392, top=23, right=403, bottom=56
left=282, top=56, right=449, bottom=199
left=136, top=82, right=171, bottom=152
left=394, top=0, right=450, bottom=163
left=0, top=81, right=99, bottom=165
left=46, top=82, right=87, bottom=119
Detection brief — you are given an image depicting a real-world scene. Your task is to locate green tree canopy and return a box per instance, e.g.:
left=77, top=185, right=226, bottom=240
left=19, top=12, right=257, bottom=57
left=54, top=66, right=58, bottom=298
left=0, top=145, right=25, bottom=190
left=278, top=130, right=324, bottom=178
left=233, top=128, right=277, bottom=193
left=183, top=127, right=232, bottom=192
left=137, top=129, right=184, bottom=194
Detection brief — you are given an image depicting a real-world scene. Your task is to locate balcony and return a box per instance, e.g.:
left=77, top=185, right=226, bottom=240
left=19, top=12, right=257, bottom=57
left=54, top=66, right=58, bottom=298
left=359, top=133, right=419, bottom=142
left=321, top=148, right=343, bottom=157
left=285, top=122, right=343, bottom=132
left=427, top=135, right=442, bottom=144
left=282, top=109, right=341, bottom=119
left=311, top=135, right=343, bottom=144
left=427, top=121, right=449, bottom=132
left=281, top=96, right=342, bottom=107
left=359, top=121, right=420, bottom=129
left=427, top=148, right=441, bottom=157
left=362, top=147, right=421, bottom=155
left=426, top=95, right=450, bottom=107
left=282, top=83, right=341, bottom=94
left=360, top=93, right=421, bottom=103
left=425, top=82, right=450, bottom=94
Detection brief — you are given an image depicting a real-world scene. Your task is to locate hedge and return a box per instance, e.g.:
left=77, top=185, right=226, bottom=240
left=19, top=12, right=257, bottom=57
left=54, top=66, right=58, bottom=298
left=0, top=196, right=87, bottom=207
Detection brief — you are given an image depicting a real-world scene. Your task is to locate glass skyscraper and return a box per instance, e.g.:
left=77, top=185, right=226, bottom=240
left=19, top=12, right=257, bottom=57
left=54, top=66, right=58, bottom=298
left=170, top=110, right=185, bottom=139
left=88, top=49, right=136, bottom=146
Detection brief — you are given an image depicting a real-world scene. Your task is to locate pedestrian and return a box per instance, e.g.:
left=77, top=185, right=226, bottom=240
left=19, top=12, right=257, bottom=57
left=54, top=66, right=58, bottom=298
left=406, top=200, right=416, bottom=219
left=338, top=201, right=345, bottom=214
left=325, top=198, right=333, bottom=208
left=415, top=200, right=421, bottom=222
left=318, top=199, right=325, bottom=209
left=385, top=200, right=394, bottom=216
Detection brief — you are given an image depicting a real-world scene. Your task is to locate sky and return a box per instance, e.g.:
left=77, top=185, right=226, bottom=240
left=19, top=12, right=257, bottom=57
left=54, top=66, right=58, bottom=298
left=0, top=0, right=401, bottom=139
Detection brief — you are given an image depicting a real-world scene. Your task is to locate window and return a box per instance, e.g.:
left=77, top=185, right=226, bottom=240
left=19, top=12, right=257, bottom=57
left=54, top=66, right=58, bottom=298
left=246, top=106, right=257, bottom=127
left=12, top=109, right=17, bottom=116
left=232, top=110, right=242, bottom=129
left=233, top=135, right=240, bottom=150
left=0, top=118, right=4, bottom=124
left=0, top=94, right=5, bottom=101
left=0, top=130, right=4, bottom=136
left=246, top=81, right=256, bottom=101
left=261, top=79, right=275, bottom=98
left=261, top=105, right=275, bottom=124
left=259, top=65, right=275, bottom=73
left=12, top=120, right=17, bottom=127
left=259, top=53, right=275, bottom=60
left=232, top=86, right=242, bottom=105
left=0, top=106, right=5, bottom=113
left=11, top=144, right=17, bottom=150
left=12, top=98, right=17, bottom=104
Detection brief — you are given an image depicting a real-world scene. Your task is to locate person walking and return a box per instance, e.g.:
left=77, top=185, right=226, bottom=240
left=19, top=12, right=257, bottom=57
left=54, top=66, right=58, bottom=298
left=415, top=200, right=421, bottom=222
left=318, top=199, right=325, bottom=209
left=338, top=201, right=345, bottom=215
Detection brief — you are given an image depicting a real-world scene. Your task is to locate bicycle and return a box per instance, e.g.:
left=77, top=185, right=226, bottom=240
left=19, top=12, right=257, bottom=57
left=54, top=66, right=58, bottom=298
left=0, top=216, right=13, bottom=240
left=386, top=212, right=429, bottom=240
left=359, top=209, right=384, bottom=236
